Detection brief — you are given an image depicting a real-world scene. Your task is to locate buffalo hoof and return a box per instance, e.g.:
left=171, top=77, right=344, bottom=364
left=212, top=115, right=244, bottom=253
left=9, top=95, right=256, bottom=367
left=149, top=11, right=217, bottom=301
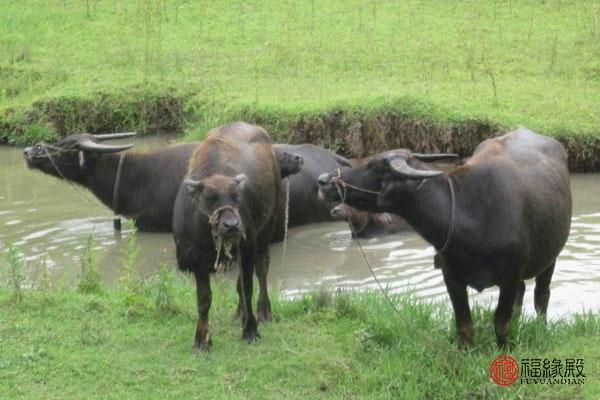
left=232, top=308, right=243, bottom=324
left=457, top=327, right=474, bottom=349
left=242, top=330, right=261, bottom=344
left=256, top=310, right=273, bottom=324
left=191, top=340, right=212, bottom=353
left=496, top=335, right=509, bottom=350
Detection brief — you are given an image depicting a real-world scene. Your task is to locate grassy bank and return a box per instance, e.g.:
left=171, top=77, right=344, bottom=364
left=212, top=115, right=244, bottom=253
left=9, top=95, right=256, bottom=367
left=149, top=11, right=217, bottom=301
left=2, top=282, right=600, bottom=399
left=1, top=1, right=600, bottom=169
left=1, top=239, right=600, bottom=399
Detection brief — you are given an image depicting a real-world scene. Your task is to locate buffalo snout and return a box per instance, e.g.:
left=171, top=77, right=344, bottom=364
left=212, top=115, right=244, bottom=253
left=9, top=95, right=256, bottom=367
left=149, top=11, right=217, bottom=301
left=317, top=173, right=340, bottom=202
left=317, top=173, right=332, bottom=186
left=330, top=204, right=346, bottom=219
left=279, top=152, right=304, bottom=178
left=218, top=210, right=243, bottom=236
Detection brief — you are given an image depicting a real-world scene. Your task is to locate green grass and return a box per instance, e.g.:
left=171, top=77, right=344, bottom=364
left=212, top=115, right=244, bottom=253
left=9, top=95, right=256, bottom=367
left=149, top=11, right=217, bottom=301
left=1, top=274, right=599, bottom=399
left=1, top=0, right=600, bottom=149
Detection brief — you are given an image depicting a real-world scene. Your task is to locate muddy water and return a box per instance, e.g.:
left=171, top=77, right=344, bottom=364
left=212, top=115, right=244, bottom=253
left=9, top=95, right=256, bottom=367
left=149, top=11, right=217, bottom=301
left=1, top=137, right=599, bottom=318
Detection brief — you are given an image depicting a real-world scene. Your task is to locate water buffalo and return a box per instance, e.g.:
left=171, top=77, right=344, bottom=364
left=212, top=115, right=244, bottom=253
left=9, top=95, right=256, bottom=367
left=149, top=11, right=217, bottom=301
left=330, top=203, right=411, bottom=238
left=23, top=134, right=301, bottom=232
left=271, top=143, right=353, bottom=241
left=173, top=122, right=282, bottom=351
left=24, top=133, right=196, bottom=231
left=318, top=128, right=572, bottom=347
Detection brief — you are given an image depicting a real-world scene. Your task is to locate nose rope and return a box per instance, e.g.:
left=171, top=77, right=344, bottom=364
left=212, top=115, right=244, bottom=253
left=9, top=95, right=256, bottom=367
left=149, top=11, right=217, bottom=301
left=332, top=169, right=421, bottom=337
left=331, top=168, right=381, bottom=198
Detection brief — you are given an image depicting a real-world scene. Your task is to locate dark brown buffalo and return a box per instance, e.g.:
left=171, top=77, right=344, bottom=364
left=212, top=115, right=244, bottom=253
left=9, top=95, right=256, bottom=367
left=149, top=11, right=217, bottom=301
left=173, top=122, right=282, bottom=351
left=319, top=128, right=572, bottom=347
left=271, top=143, right=352, bottom=241
left=23, top=134, right=301, bottom=232
left=330, top=203, right=411, bottom=238
left=24, top=133, right=196, bottom=231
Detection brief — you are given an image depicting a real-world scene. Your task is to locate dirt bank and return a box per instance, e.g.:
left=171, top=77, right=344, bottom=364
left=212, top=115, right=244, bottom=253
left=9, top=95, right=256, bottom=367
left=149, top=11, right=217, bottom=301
left=2, top=95, right=598, bottom=171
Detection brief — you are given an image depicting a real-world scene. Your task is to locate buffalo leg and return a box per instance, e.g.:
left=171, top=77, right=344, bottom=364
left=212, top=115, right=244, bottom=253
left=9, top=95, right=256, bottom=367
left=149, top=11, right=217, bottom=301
left=441, top=267, right=474, bottom=346
left=534, top=261, right=555, bottom=321
left=233, top=275, right=243, bottom=323
left=255, top=251, right=272, bottom=323
left=514, top=281, right=526, bottom=316
left=255, top=216, right=277, bottom=323
left=193, top=271, right=212, bottom=352
left=494, top=277, right=521, bottom=348
left=239, top=248, right=259, bottom=343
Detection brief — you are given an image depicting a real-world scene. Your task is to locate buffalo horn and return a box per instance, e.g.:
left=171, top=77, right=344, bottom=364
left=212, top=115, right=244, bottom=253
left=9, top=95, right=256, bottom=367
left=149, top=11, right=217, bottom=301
left=184, top=178, right=202, bottom=188
left=413, top=153, right=459, bottom=162
left=78, top=139, right=133, bottom=153
left=389, top=157, right=442, bottom=179
left=95, top=132, right=137, bottom=141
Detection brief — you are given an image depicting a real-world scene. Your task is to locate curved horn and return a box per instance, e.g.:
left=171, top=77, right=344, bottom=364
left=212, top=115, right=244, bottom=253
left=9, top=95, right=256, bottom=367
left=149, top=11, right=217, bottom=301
left=413, top=153, right=459, bottom=162
left=94, top=132, right=137, bottom=141
left=77, top=139, right=133, bottom=153
left=184, top=178, right=204, bottom=195
left=389, top=157, right=442, bottom=179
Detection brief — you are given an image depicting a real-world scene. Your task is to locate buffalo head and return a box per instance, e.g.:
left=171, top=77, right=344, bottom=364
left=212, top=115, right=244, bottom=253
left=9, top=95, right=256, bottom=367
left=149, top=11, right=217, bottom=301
left=24, top=132, right=135, bottom=180
left=276, top=151, right=304, bottom=178
left=318, top=150, right=458, bottom=213
left=184, top=174, right=247, bottom=240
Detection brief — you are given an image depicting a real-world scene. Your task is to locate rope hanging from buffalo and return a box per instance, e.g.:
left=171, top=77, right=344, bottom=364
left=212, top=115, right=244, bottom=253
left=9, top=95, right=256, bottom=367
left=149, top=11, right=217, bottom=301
left=42, top=143, right=106, bottom=210
left=112, top=152, right=125, bottom=230
left=280, top=177, right=291, bottom=272
left=332, top=170, right=403, bottom=316
left=433, top=176, right=456, bottom=269
left=332, top=175, right=438, bottom=347
left=440, top=176, right=456, bottom=253
left=208, top=205, right=245, bottom=274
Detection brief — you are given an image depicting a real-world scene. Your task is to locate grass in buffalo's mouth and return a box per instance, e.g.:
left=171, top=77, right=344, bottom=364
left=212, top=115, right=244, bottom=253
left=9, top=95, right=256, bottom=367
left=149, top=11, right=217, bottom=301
left=1, top=271, right=599, bottom=400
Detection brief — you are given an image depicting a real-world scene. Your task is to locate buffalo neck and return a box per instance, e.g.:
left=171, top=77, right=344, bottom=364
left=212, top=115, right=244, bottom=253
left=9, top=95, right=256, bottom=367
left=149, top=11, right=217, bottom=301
left=85, top=154, right=123, bottom=213
left=390, top=176, right=455, bottom=251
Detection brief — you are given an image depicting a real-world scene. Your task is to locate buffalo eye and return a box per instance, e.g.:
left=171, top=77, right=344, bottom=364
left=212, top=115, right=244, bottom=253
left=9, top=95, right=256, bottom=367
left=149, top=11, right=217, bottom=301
left=367, top=159, right=387, bottom=174
left=204, top=193, right=217, bottom=205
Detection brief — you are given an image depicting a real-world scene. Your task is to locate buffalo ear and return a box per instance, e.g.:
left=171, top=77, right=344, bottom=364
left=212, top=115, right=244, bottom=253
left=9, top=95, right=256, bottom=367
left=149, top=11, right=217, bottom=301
left=184, top=178, right=204, bottom=195
left=234, top=174, right=247, bottom=190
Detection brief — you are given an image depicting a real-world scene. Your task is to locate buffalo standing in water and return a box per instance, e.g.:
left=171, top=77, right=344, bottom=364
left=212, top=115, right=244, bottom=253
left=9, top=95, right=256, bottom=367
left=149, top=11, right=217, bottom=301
left=23, top=133, right=194, bottom=231
left=319, top=128, right=572, bottom=347
left=24, top=136, right=337, bottom=237
left=173, top=122, right=282, bottom=351
left=330, top=203, right=410, bottom=238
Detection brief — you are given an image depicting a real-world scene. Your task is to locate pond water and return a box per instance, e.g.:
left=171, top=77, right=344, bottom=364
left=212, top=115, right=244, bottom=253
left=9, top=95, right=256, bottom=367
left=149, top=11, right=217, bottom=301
left=1, top=135, right=599, bottom=319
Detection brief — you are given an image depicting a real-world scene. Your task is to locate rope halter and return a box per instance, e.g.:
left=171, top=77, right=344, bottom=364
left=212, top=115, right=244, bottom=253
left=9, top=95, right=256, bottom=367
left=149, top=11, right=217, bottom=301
left=330, top=168, right=381, bottom=204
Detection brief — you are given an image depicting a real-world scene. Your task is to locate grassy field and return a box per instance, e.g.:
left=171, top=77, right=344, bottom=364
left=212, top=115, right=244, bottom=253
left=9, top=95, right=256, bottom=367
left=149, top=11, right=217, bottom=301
left=1, top=234, right=600, bottom=400
left=1, top=1, right=600, bottom=161
left=1, top=278, right=599, bottom=399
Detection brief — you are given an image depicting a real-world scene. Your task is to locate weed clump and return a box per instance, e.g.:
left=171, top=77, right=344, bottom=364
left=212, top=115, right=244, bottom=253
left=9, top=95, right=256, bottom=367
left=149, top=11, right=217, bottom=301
left=118, top=221, right=148, bottom=317
left=4, top=243, right=26, bottom=302
left=154, top=261, right=178, bottom=316
left=77, top=233, right=102, bottom=294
